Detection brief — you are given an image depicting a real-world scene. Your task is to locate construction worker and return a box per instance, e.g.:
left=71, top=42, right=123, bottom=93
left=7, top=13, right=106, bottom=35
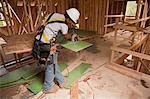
left=35, top=8, right=80, bottom=93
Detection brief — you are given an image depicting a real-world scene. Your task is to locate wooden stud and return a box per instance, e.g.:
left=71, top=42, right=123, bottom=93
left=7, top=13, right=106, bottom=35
left=110, top=18, right=119, bottom=62
left=104, top=0, right=109, bottom=34
left=28, top=2, right=34, bottom=32
left=23, top=0, right=30, bottom=33
left=5, top=0, right=14, bottom=35
left=1, top=0, right=11, bottom=36
left=34, top=4, right=42, bottom=29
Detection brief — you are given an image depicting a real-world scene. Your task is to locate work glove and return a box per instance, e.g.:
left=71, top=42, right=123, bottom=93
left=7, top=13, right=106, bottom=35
left=50, top=44, right=59, bottom=55
left=71, top=33, right=78, bottom=42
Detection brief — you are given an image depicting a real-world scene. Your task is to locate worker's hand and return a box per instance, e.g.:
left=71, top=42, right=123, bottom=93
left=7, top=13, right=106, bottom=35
left=50, top=44, right=59, bottom=55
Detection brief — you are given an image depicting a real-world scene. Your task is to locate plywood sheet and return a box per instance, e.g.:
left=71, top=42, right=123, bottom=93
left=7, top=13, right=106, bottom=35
left=64, top=63, right=91, bottom=89
left=61, top=41, right=93, bottom=52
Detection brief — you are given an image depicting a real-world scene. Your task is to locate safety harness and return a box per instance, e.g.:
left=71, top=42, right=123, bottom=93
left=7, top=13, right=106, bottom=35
left=32, top=13, right=65, bottom=66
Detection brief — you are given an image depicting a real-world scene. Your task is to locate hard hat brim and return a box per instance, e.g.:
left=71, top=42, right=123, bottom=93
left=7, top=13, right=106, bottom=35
left=66, top=10, right=77, bottom=23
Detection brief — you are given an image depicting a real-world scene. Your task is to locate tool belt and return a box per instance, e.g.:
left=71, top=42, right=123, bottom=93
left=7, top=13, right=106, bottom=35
left=32, top=39, right=51, bottom=59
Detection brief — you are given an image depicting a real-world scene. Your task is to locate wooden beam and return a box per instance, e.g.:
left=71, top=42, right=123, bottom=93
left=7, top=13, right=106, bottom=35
left=115, top=35, right=148, bottom=64
left=125, top=16, right=150, bottom=24
left=116, top=24, right=150, bottom=33
left=34, top=4, right=43, bottom=28
left=104, top=0, right=109, bottom=34
left=106, top=62, right=150, bottom=81
left=141, top=0, right=148, bottom=28
left=1, top=0, right=11, bottom=35
left=111, top=46, right=150, bottom=61
left=105, top=15, right=124, bottom=18
left=23, top=0, right=30, bottom=33
left=8, top=3, right=28, bottom=34
left=28, top=2, right=34, bottom=32
left=116, top=31, right=143, bottom=46
left=111, top=18, right=119, bottom=62
left=139, top=59, right=150, bottom=73
left=5, top=0, right=14, bottom=34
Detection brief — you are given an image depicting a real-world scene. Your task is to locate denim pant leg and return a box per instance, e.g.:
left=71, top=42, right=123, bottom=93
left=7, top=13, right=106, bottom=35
left=43, top=63, right=55, bottom=90
left=53, top=53, right=64, bottom=84
left=54, top=63, right=64, bottom=84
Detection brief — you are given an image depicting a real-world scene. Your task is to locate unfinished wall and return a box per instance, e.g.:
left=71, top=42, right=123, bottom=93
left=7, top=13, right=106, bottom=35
left=1, top=0, right=107, bottom=36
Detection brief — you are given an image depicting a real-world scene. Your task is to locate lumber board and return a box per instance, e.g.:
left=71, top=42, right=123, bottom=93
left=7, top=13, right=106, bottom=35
left=126, top=16, right=150, bottom=24
left=5, top=0, right=14, bottom=34
left=116, top=24, right=150, bottom=33
left=104, top=0, right=109, bottom=34
left=115, top=35, right=148, bottom=64
left=70, top=81, right=78, bottom=99
left=111, top=46, right=150, bottom=61
left=106, top=62, right=150, bottom=81
left=105, top=15, right=124, bottom=18
left=1, top=0, right=11, bottom=36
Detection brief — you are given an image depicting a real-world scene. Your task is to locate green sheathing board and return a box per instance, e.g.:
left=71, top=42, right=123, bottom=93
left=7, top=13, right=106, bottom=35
left=61, top=41, right=93, bottom=52
left=0, top=65, right=32, bottom=85
left=27, top=77, right=43, bottom=94
left=27, top=63, right=69, bottom=94
left=0, top=79, right=31, bottom=88
left=0, top=65, right=43, bottom=88
left=22, top=68, right=43, bottom=80
left=64, top=63, right=91, bottom=89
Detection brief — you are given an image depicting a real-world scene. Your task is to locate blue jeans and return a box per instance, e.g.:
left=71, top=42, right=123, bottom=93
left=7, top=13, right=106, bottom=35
left=43, top=53, right=64, bottom=90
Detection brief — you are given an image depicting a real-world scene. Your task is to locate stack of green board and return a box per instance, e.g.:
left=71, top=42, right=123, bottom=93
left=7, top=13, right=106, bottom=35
left=0, top=65, right=43, bottom=88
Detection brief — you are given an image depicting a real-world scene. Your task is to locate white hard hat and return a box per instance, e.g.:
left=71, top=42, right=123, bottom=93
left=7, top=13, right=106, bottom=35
left=66, top=8, right=80, bottom=23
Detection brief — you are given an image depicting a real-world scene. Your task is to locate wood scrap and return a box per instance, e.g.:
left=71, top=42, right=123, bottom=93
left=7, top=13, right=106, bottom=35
left=70, top=81, right=78, bottom=99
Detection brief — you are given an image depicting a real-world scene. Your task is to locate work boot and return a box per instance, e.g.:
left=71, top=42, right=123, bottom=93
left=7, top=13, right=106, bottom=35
left=58, top=79, right=67, bottom=88
left=43, top=85, right=59, bottom=94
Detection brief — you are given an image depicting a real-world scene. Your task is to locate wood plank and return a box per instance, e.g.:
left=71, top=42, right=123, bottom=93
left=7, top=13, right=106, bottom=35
left=125, top=16, right=150, bottom=24
left=1, top=0, right=11, bottom=36
left=116, top=24, right=150, bottom=33
left=105, top=15, right=124, bottom=18
left=70, top=81, right=78, bottom=99
left=5, top=0, right=14, bottom=35
left=28, top=2, right=34, bottom=32
left=111, top=46, right=150, bottom=61
left=106, top=62, right=150, bottom=81
left=23, top=0, right=30, bottom=33
left=34, top=4, right=43, bottom=29
left=104, top=0, right=109, bottom=34
left=115, top=35, right=148, bottom=64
